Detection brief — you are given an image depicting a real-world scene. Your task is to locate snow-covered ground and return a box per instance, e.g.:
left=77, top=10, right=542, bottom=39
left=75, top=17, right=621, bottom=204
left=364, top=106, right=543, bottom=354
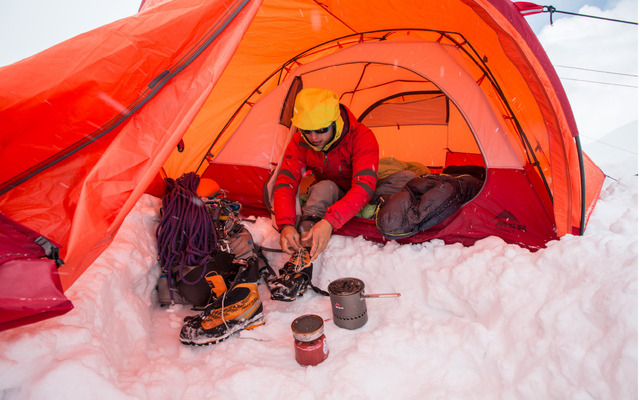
left=0, top=126, right=636, bottom=399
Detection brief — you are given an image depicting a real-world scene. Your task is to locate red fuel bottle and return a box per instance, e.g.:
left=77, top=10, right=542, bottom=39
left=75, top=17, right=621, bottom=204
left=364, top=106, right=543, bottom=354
left=294, top=334, right=329, bottom=366
left=291, top=314, right=329, bottom=366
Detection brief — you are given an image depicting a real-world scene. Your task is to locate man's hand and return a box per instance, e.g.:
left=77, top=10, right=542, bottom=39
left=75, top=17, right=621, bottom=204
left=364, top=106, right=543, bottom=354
left=301, top=219, right=334, bottom=261
left=280, top=225, right=303, bottom=254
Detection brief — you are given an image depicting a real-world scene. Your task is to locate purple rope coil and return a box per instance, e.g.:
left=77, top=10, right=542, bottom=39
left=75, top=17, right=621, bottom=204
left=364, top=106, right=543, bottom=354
left=156, top=172, right=218, bottom=286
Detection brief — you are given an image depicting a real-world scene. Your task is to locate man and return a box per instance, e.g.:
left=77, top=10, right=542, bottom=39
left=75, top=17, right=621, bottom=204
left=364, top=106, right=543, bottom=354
left=268, top=88, right=414, bottom=301
left=275, top=88, right=380, bottom=258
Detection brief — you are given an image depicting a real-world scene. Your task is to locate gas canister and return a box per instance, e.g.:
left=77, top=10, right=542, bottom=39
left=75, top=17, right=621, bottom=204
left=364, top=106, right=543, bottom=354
left=291, top=314, right=328, bottom=366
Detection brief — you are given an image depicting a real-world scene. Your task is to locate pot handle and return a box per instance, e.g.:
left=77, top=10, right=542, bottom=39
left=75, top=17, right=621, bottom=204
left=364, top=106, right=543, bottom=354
left=362, top=292, right=401, bottom=298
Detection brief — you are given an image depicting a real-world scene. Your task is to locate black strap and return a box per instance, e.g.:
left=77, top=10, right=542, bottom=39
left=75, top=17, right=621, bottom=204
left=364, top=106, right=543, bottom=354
left=35, top=236, right=64, bottom=267
left=310, top=283, right=329, bottom=297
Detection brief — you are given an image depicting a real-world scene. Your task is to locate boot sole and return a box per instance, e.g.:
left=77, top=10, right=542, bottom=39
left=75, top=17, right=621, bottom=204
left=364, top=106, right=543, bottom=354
left=180, top=308, right=265, bottom=346
left=270, top=287, right=307, bottom=302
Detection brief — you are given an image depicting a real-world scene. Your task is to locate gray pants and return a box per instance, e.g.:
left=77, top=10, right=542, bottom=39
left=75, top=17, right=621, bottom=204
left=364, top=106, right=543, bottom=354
left=302, top=170, right=417, bottom=222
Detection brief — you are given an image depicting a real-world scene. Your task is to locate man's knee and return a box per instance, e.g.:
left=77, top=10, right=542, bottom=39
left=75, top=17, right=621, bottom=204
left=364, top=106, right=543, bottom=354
left=307, top=180, right=342, bottom=204
left=303, top=180, right=343, bottom=218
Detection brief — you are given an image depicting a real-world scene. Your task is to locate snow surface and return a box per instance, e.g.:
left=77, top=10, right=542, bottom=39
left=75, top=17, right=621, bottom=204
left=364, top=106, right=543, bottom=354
left=0, top=135, right=637, bottom=399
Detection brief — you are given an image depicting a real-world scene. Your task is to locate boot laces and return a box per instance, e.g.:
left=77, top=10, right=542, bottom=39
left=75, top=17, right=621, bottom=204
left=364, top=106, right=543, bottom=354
left=288, top=248, right=311, bottom=273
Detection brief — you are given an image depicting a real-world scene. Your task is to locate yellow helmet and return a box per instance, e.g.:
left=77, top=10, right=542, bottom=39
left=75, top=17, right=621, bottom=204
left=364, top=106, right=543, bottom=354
left=291, top=88, right=340, bottom=130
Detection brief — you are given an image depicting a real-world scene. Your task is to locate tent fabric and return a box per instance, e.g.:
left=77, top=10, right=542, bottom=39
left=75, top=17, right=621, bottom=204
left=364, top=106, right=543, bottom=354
left=0, top=0, right=604, bottom=302
left=513, top=2, right=547, bottom=15
left=0, top=0, right=261, bottom=289
left=208, top=41, right=524, bottom=169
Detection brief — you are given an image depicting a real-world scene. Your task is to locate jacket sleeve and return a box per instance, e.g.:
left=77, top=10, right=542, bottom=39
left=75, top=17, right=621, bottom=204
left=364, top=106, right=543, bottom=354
left=273, top=137, right=306, bottom=230
left=324, top=124, right=379, bottom=230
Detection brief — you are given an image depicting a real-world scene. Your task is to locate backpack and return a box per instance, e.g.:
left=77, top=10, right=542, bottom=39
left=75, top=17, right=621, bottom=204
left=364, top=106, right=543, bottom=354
left=0, top=213, right=72, bottom=331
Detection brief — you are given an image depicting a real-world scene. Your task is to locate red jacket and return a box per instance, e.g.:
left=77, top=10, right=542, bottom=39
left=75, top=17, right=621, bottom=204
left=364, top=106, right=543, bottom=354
left=274, top=105, right=379, bottom=231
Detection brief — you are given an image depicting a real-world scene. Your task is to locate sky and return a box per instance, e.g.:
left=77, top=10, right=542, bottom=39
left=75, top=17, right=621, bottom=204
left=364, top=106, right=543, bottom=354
left=0, top=0, right=140, bottom=67
left=524, top=0, right=630, bottom=32
left=0, top=0, right=631, bottom=66
left=534, top=0, right=638, bottom=143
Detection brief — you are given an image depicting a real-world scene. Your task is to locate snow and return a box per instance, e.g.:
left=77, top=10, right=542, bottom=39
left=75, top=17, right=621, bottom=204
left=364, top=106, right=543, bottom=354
left=584, top=120, right=638, bottom=178
left=0, top=132, right=637, bottom=399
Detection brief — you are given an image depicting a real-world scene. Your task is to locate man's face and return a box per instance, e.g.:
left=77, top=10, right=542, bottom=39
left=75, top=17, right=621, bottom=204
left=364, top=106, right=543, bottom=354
left=301, top=122, right=335, bottom=149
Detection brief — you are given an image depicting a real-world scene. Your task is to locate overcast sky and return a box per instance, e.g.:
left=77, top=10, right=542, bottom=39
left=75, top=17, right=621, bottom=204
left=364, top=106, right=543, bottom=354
left=0, top=0, right=637, bottom=142
left=536, top=0, right=638, bottom=142
left=0, top=0, right=139, bottom=67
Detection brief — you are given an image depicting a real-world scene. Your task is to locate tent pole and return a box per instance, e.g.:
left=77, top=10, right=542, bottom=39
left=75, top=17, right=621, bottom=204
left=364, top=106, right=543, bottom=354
left=575, top=135, right=587, bottom=235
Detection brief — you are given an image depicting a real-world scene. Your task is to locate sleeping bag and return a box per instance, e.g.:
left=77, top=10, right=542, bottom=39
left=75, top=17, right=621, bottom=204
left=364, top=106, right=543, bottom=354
left=375, top=168, right=483, bottom=240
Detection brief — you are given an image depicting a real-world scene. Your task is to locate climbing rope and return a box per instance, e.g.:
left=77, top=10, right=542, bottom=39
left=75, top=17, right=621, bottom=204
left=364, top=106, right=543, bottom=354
left=156, top=172, right=218, bottom=286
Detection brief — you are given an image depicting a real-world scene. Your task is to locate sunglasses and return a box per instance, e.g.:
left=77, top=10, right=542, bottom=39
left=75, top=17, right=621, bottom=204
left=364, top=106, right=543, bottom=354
left=300, top=122, right=334, bottom=136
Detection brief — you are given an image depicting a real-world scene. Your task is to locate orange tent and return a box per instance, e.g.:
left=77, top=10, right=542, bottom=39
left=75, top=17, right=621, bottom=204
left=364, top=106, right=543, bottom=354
left=0, top=0, right=604, bottom=323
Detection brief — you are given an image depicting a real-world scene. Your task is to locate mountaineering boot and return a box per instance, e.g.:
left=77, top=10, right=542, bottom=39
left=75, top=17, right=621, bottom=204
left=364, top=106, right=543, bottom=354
left=179, top=282, right=265, bottom=346
left=268, top=248, right=313, bottom=302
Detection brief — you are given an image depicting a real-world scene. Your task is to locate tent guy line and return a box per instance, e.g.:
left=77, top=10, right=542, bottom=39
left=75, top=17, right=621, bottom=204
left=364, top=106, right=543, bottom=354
left=555, top=65, right=638, bottom=78
left=559, top=77, right=637, bottom=88
left=516, top=2, right=638, bottom=25
left=543, top=5, right=638, bottom=25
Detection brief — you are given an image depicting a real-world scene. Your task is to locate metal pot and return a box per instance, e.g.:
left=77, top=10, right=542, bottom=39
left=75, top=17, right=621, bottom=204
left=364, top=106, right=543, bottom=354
left=328, top=277, right=369, bottom=329
left=328, top=277, right=401, bottom=330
